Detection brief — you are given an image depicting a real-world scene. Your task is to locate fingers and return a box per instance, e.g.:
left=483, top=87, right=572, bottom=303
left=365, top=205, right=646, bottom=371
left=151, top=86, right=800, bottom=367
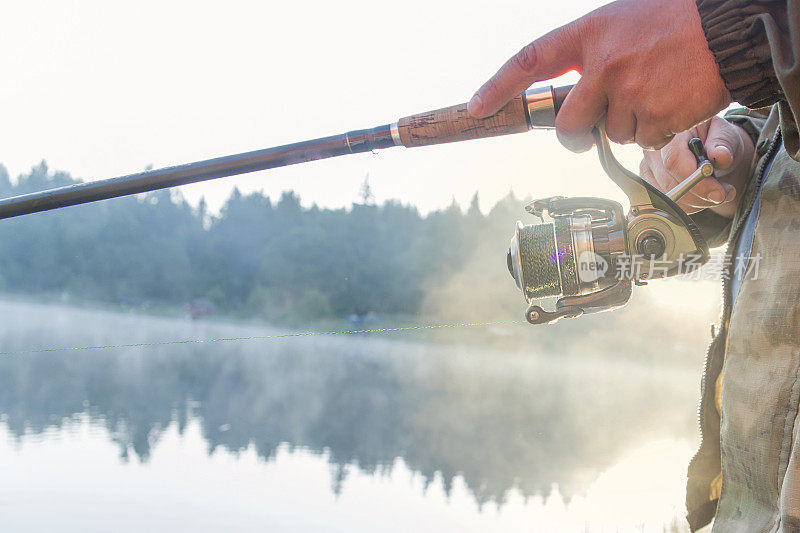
left=703, top=116, right=744, bottom=177
left=639, top=150, right=701, bottom=215
left=660, top=138, right=732, bottom=207
left=554, top=77, right=607, bottom=152
left=639, top=134, right=737, bottom=214
left=650, top=148, right=712, bottom=209
left=676, top=178, right=736, bottom=209
left=659, top=134, right=698, bottom=184
left=604, top=101, right=637, bottom=145
left=634, top=120, right=674, bottom=151
left=467, top=23, right=582, bottom=119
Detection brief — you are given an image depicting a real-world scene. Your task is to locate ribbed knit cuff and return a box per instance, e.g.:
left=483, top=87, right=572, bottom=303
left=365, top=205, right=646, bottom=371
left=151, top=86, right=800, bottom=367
left=696, top=0, right=784, bottom=108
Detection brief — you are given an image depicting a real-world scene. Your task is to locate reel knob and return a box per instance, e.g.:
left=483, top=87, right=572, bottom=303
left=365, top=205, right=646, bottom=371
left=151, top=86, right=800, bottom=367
left=637, top=233, right=666, bottom=258
left=688, top=137, right=713, bottom=172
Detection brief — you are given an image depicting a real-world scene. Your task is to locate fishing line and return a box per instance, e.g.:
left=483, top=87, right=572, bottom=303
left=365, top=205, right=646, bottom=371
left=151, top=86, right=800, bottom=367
left=0, top=320, right=526, bottom=357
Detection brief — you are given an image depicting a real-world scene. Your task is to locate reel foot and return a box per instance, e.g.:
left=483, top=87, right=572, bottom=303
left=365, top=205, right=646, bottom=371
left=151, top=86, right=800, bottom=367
left=525, top=305, right=583, bottom=325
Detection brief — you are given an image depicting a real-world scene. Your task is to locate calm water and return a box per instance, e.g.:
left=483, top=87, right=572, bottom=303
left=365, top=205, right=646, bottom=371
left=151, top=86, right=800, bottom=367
left=0, top=300, right=702, bottom=532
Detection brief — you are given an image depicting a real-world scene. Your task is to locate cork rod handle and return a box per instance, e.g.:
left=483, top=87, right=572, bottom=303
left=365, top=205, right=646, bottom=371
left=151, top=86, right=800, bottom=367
left=397, top=95, right=529, bottom=148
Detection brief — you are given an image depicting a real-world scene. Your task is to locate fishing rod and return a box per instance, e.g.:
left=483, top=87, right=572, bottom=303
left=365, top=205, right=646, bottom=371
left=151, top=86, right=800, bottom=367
left=0, top=86, right=571, bottom=220
left=0, top=81, right=717, bottom=325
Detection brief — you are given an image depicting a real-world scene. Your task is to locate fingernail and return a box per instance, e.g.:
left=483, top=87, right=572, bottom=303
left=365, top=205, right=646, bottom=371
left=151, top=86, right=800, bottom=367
left=709, top=190, right=724, bottom=203
left=714, top=145, right=732, bottom=164
left=467, top=93, right=482, bottom=116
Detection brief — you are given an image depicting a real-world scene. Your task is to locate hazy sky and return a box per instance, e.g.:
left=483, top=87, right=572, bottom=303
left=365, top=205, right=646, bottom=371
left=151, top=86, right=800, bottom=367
left=1, top=0, right=641, bottom=215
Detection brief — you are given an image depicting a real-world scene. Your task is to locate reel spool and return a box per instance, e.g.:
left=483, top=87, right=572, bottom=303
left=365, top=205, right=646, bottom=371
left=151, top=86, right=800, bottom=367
left=507, top=128, right=713, bottom=325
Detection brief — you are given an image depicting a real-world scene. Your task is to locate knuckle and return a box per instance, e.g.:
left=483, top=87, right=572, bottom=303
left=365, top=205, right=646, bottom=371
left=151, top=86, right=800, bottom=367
left=606, top=127, right=630, bottom=145
left=605, top=117, right=634, bottom=144
left=616, top=80, right=640, bottom=102
left=636, top=106, right=654, bottom=125
left=688, top=182, right=710, bottom=198
left=639, top=162, right=658, bottom=186
left=637, top=127, right=672, bottom=151
left=706, top=127, right=728, bottom=144
left=513, top=42, right=540, bottom=74
left=594, top=49, right=616, bottom=74
left=637, top=102, right=669, bottom=126
left=556, top=128, right=592, bottom=153
left=596, top=50, right=632, bottom=84
left=651, top=133, right=673, bottom=151
left=717, top=125, right=741, bottom=147
left=661, top=147, right=680, bottom=172
left=555, top=128, right=575, bottom=149
left=556, top=116, right=591, bottom=145
left=484, top=77, right=500, bottom=99
left=709, top=115, right=725, bottom=129
left=554, top=114, right=579, bottom=138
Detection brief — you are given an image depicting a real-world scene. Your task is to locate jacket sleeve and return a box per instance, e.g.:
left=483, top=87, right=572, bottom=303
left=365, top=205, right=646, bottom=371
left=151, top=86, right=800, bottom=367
left=696, top=0, right=800, bottom=160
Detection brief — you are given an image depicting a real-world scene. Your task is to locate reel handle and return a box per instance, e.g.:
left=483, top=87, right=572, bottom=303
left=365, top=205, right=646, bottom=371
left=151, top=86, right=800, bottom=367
left=396, top=85, right=573, bottom=148
left=666, top=138, right=716, bottom=202
left=688, top=137, right=712, bottom=167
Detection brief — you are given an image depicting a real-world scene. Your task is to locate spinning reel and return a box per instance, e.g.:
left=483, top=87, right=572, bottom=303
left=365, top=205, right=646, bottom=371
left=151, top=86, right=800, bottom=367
left=507, top=129, right=714, bottom=325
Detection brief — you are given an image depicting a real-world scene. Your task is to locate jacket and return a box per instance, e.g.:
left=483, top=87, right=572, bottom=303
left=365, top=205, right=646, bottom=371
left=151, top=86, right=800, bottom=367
left=687, top=1, right=800, bottom=530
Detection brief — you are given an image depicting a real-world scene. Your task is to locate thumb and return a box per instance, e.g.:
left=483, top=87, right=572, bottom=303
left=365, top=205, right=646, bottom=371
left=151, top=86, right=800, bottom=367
left=467, top=23, right=582, bottom=119
left=704, top=118, right=742, bottom=176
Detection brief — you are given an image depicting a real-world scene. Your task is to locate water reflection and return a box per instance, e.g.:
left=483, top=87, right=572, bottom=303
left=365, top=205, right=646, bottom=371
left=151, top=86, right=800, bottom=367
left=0, top=300, right=700, bottom=529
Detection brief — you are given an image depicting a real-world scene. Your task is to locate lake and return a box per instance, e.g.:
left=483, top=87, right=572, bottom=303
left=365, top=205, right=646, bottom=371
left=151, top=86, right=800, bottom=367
left=0, top=299, right=704, bottom=532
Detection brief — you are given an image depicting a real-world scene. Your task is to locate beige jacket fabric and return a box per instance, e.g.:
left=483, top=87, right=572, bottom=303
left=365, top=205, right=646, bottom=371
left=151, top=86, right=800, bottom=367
left=685, top=1, right=799, bottom=530
left=719, top=133, right=800, bottom=531
left=686, top=106, right=782, bottom=531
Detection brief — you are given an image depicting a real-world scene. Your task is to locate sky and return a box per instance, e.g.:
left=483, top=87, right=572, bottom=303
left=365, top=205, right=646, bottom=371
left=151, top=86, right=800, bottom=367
left=0, top=0, right=640, bottom=215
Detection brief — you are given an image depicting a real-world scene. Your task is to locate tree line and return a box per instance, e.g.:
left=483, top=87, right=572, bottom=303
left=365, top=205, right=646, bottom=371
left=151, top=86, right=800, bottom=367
left=0, top=162, right=522, bottom=322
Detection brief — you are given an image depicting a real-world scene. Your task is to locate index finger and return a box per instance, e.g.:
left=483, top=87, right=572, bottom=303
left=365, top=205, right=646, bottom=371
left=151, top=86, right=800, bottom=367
left=467, top=24, right=582, bottom=119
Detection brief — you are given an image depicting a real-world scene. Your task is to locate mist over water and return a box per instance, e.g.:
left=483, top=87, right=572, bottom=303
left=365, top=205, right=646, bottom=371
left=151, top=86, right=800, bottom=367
left=0, top=298, right=707, bottom=531
left=0, top=158, right=730, bottom=531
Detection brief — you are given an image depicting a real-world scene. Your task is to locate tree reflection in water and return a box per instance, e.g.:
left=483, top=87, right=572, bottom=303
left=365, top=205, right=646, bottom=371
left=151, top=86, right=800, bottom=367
left=0, top=300, right=699, bottom=509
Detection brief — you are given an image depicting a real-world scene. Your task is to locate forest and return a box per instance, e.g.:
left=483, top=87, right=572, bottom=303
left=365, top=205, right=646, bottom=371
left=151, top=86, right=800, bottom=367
left=0, top=161, right=522, bottom=323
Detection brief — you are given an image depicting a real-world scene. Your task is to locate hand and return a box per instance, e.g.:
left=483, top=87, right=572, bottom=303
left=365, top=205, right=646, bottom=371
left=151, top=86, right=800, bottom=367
left=639, top=117, right=755, bottom=217
left=467, top=0, right=731, bottom=152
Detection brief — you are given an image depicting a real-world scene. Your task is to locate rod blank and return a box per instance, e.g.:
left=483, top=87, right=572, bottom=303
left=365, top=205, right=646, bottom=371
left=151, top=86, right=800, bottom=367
left=0, top=84, right=573, bottom=220
left=0, top=125, right=397, bottom=220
